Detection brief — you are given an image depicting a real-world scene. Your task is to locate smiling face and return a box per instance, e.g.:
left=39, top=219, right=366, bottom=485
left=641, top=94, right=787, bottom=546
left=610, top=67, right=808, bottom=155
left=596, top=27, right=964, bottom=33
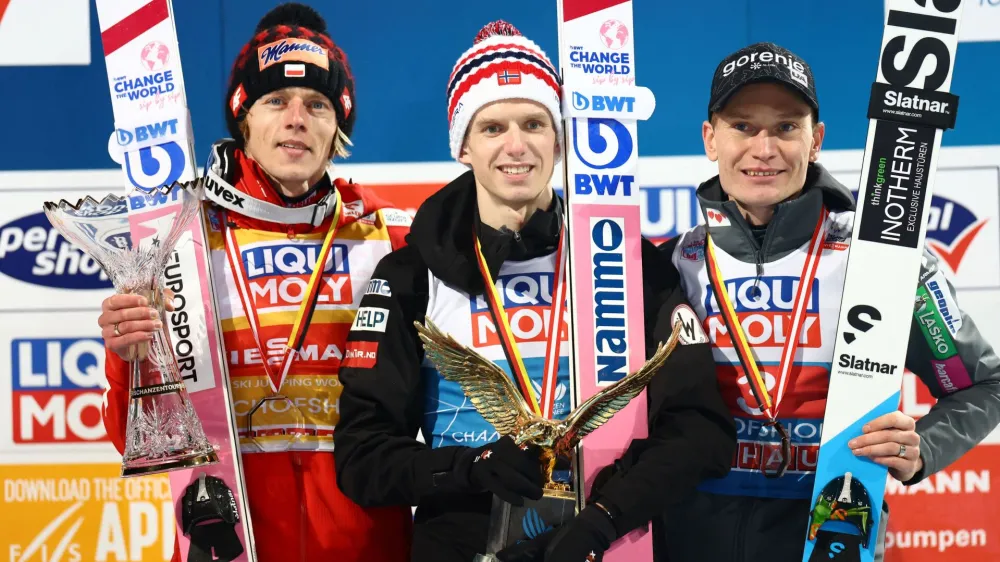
left=703, top=82, right=825, bottom=224
left=243, top=86, right=338, bottom=193
left=459, top=99, right=559, bottom=211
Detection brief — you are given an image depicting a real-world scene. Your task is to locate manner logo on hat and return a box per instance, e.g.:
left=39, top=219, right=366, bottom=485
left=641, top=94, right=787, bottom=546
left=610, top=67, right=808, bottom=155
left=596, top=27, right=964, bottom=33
left=257, top=38, right=329, bottom=71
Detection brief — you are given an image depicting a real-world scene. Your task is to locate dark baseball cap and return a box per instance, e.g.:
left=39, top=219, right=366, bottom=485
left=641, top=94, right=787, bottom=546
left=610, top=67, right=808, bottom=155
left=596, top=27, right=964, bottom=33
left=708, top=42, right=819, bottom=119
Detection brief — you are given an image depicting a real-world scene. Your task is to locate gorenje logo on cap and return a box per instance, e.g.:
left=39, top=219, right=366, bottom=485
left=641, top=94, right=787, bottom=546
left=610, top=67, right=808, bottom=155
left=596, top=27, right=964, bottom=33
left=257, top=38, right=329, bottom=72
left=722, top=50, right=809, bottom=89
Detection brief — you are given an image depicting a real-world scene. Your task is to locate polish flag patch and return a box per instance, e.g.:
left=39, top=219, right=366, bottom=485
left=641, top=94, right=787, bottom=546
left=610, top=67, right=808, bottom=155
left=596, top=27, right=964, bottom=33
left=343, top=341, right=379, bottom=369
left=285, top=63, right=306, bottom=78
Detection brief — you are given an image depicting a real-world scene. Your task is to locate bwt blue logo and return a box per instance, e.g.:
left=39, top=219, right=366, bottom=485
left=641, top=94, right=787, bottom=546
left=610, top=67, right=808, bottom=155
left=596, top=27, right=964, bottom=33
left=574, top=173, right=634, bottom=197
left=572, top=118, right=633, bottom=170
left=116, top=119, right=179, bottom=146
left=571, top=92, right=636, bottom=113
left=125, top=142, right=186, bottom=194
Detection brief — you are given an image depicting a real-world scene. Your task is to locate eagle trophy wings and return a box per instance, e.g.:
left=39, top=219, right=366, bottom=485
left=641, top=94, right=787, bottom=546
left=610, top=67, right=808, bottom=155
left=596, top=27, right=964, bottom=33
left=414, top=317, right=683, bottom=489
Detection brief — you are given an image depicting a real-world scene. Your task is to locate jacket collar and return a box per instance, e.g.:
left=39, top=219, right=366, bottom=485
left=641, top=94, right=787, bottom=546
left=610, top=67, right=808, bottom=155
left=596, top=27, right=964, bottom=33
left=407, top=170, right=563, bottom=293
left=696, top=163, right=851, bottom=262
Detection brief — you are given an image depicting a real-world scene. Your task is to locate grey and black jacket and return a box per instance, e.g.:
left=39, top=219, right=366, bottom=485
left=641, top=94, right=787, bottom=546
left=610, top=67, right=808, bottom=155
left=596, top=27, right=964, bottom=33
left=649, top=162, right=1000, bottom=562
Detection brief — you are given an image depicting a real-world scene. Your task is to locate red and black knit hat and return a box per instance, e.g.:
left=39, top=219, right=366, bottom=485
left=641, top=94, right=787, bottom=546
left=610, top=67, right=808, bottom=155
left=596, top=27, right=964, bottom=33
left=225, top=3, right=355, bottom=144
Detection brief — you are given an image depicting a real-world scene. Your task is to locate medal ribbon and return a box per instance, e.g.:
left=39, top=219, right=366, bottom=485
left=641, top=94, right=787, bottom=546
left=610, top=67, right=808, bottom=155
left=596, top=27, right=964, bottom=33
left=222, top=197, right=343, bottom=394
left=473, top=226, right=567, bottom=419
left=704, top=208, right=826, bottom=422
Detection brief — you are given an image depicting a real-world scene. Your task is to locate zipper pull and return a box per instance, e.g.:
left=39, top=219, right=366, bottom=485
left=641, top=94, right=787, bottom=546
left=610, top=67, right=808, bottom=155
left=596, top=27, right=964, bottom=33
left=751, top=252, right=764, bottom=300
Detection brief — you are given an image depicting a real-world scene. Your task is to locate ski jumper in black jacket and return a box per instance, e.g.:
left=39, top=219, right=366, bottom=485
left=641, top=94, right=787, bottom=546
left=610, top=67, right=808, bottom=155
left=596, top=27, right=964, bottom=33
left=333, top=171, right=737, bottom=561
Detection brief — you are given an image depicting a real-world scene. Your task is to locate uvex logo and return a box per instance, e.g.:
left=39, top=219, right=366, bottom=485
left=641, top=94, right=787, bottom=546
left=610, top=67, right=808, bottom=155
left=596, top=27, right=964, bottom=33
left=206, top=176, right=246, bottom=208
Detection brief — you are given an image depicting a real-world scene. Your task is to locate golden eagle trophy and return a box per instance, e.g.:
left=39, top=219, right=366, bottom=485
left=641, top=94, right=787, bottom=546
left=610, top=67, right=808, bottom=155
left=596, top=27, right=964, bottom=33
left=414, top=317, right=683, bottom=560
left=414, top=318, right=681, bottom=491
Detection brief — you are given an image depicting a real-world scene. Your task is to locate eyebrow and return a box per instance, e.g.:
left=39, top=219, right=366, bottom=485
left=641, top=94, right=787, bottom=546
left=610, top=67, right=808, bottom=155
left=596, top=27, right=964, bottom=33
left=473, top=113, right=550, bottom=126
left=725, top=110, right=810, bottom=120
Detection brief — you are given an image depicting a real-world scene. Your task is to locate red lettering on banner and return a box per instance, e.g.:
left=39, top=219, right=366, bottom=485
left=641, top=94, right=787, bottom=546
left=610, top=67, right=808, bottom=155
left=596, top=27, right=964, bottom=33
left=732, top=441, right=819, bottom=473
left=13, top=390, right=106, bottom=443
left=343, top=341, right=379, bottom=369
left=708, top=313, right=821, bottom=348
left=884, top=446, right=998, bottom=561
left=472, top=308, right=569, bottom=347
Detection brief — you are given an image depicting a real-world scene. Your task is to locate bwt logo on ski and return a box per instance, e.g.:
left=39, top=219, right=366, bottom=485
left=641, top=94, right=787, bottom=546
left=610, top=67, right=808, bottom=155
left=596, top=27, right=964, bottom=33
left=704, top=276, right=822, bottom=348
left=12, top=338, right=108, bottom=444
left=241, top=242, right=353, bottom=310
left=571, top=92, right=635, bottom=113
left=573, top=118, right=633, bottom=171
left=471, top=272, right=568, bottom=347
left=567, top=46, right=631, bottom=75
left=115, top=119, right=179, bottom=147
left=127, top=184, right=184, bottom=211
left=574, top=173, right=635, bottom=197
left=0, top=212, right=112, bottom=289
left=113, top=70, right=176, bottom=101
left=591, top=218, right=629, bottom=383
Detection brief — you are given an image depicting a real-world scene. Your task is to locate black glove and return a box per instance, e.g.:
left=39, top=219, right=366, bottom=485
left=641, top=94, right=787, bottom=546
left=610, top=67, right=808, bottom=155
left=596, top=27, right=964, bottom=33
left=496, top=504, right=618, bottom=562
left=452, top=436, right=545, bottom=506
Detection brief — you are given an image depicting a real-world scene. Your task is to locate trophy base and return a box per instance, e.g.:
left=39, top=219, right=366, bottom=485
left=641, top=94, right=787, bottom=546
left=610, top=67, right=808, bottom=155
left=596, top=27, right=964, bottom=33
left=482, top=488, right=578, bottom=557
left=121, top=451, right=219, bottom=478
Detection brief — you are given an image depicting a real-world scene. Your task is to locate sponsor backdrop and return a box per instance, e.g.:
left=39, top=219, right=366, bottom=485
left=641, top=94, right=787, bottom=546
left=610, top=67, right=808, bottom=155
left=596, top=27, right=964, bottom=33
left=0, top=1, right=997, bottom=560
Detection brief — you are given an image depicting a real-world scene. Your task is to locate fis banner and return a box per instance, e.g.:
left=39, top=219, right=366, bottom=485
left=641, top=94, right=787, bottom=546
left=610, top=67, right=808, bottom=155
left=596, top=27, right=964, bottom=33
left=1, top=464, right=173, bottom=562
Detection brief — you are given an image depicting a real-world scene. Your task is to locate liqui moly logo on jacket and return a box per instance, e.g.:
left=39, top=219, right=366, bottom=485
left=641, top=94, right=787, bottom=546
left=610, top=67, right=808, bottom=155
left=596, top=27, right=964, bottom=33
left=470, top=272, right=568, bottom=347
left=704, top=276, right=822, bottom=348
left=239, top=241, right=353, bottom=309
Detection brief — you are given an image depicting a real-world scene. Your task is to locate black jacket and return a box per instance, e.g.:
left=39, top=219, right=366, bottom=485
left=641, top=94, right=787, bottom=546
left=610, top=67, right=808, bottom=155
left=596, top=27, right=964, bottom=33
left=333, top=171, right=736, bottom=561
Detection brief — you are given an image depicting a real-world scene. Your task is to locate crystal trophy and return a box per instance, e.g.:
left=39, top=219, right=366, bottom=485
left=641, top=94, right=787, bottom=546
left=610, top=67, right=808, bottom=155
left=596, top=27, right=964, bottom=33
left=43, top=179, right=218, bottom=477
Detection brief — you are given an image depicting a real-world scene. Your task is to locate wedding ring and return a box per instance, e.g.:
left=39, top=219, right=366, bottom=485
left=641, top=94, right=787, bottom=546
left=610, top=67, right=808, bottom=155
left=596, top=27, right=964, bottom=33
left=897, top=444, right=907, bottom=458
left=113, top=322, right=122, bottom=337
